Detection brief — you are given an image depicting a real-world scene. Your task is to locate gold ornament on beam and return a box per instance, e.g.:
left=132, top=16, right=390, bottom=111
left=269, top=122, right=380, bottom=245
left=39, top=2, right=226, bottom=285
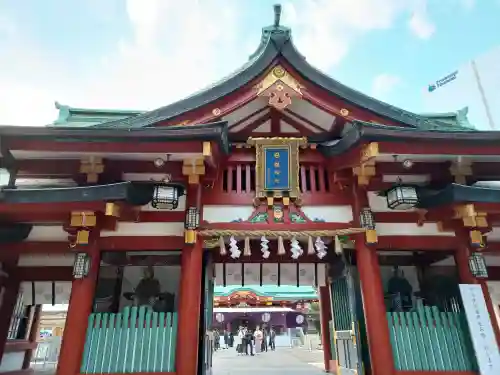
left=469, top=230, right=485, bottom=248
left=256, top=65, right=303, bottom=111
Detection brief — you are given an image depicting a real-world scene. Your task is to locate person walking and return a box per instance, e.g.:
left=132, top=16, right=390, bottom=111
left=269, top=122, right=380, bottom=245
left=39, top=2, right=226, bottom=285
left=213, top=329, right=220, bottom=351
left=223, top=329, right=229, bottom=349
left=269, top=326, right=276, bottom=351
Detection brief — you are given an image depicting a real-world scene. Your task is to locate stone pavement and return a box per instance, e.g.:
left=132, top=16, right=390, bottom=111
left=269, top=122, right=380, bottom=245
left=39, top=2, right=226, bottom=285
left=212, top=346, right=326, bottom=375
left=31, top=347, right=326, bottom=375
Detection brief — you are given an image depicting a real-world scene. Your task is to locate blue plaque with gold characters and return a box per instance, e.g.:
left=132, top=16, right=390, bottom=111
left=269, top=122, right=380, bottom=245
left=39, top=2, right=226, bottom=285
left=264, top=147, right=290, bottom=190
left=247, top=137, right=307, bottom=200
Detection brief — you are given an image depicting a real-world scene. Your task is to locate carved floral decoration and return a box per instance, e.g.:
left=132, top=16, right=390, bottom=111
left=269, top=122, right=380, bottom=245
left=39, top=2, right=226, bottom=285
left=256, top=65, right=303, bottom=110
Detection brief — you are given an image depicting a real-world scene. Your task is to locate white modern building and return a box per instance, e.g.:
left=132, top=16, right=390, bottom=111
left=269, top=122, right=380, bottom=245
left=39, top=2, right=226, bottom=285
left=423, top=46, right=500, bottom=131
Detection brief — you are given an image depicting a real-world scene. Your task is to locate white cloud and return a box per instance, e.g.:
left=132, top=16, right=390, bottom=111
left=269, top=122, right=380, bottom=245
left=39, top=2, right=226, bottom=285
left=408, top=0, right=436, bottom=39
left=461, top=0, right=475, bottom=10
left=282, top=0, right=410, bottom=71
left=371, top=74, right=402, bottom=100
left=0, top=0, right=438, bottom=126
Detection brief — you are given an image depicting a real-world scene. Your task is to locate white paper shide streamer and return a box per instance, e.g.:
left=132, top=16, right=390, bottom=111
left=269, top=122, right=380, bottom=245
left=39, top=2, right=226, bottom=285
left=229, top=236, right=241, bottom=259
left=315, top=237, right=327, bottom=259
left=260, top=236, right=270, bottom=259
left=290, top=236, right=303, bottom=259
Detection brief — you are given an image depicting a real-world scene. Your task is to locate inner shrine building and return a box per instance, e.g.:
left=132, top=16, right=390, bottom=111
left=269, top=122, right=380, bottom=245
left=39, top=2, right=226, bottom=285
left=0, top=5, right=500, bottom=375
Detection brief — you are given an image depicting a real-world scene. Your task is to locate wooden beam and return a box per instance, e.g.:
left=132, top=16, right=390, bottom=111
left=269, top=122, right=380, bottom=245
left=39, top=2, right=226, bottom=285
left=203, top=189, right=352, bottom=205
left=1, top=209, right=186, bottom=224
left=231, top=111, right=272, bottom=138
left=378, top=141, right=500, bottom=157
left=377, top=236, right=458, bottom=250
left=0, top=201, right=107, bottom=215
left=202, top=221, right=355, bottom=231
left=6, top=139, right=205, bottom=154
left=4, top=236, right=500, bottom=260
left=330, top=143, right=370, bottom=171
left=225, top=148, right=325, bottom=164
left=165, top=85, right=259, bottom=126
left=17, top=266, right=73, bottom=281
left=3, top=236, right=186, bottom=257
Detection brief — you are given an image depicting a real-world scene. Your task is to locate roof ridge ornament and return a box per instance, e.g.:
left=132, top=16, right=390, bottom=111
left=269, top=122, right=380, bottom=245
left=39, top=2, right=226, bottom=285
left=273, top=4, right=282, bottom=28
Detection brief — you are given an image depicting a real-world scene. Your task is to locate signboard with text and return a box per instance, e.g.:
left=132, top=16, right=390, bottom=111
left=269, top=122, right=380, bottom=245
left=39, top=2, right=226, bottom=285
left=264, top=147, right=290, bottom=191
left=249, top=137, right=306, bottom=200
left=459, top=284, right=500, bottom=375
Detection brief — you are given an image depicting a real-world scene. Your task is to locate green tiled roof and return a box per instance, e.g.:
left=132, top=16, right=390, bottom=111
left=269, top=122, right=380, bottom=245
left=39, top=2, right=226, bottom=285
left=214, top=285, right=318, bottom=300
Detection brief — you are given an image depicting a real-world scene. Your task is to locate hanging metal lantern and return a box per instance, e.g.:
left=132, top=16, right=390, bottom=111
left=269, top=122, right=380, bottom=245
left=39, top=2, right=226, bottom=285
left=385, top=184, right=419, bottom=210
left=359, top=208, right=375, bottom=229
left=73, top=253, right=90, bottom=279
left=468, top=252, right=488, bottom=279
left=151, top=183, right=183, bottom=210
left=185, top=207, right=200, bottom=230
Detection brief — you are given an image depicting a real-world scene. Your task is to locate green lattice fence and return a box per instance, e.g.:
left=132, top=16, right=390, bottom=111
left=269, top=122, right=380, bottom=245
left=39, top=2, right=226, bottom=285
left=80, top=306, right=178, bottom=374
left=387, top=305, right=478, bottom=371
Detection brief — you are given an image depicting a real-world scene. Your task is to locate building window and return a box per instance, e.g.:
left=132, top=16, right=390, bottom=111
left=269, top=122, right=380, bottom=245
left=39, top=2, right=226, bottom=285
left=8, top=291, right=27, bottom=340
left=94, top=251, right=181, bottom=314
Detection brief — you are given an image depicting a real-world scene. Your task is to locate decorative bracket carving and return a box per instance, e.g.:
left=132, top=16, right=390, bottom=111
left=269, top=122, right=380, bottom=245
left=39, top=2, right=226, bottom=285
left=352, top=143, right=379, bottom=185
left=256, top=65, right=303, bottom=111
left=449, top=160, right=472, bottom=185
left=453, top=204, right=488, bottom=228
left=80, top=157, right=104, bottom=183
left=182, top=158, right=205, bottom=184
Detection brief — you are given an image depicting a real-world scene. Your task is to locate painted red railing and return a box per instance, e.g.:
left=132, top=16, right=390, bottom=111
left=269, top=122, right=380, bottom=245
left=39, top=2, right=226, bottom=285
left=204, top=162, right=351, bottom=205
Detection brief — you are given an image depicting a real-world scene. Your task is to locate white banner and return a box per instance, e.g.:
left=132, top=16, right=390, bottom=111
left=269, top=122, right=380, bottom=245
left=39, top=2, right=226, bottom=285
left=459, top=284, right=500, bottom=375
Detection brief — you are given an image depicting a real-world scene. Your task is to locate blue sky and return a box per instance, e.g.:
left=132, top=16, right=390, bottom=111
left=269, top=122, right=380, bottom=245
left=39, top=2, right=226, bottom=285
left=0, top=0, right=498, bottom=127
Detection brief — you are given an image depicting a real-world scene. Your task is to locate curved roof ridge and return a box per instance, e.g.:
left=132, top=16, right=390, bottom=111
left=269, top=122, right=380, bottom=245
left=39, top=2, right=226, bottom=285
left=93, top=5, right=471, bottom=131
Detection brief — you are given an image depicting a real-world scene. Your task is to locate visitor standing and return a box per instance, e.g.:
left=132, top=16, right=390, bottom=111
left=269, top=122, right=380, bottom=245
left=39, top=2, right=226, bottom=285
left=244, top=329, right=254, bottom=356
left=254, top=326, right=263, bottom=354
left=262, top=328, right=268, bottom=352
left=236, top=327, right=244, bottom=355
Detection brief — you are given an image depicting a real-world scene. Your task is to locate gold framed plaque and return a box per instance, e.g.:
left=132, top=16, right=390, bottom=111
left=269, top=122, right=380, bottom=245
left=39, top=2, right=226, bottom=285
left=247, top=137, right=307, bottom=200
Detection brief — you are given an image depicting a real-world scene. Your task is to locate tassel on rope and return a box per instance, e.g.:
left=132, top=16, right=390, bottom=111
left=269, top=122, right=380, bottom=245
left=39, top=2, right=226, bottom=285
left=307, top=236, right=314, bottom=255
left=243, top=236, right=251, bottom=256
left=219, top=236, right=227, bottom=256
left=334, top=235, right=343, bottom=254
left=278, top=236, right=285, bottom=255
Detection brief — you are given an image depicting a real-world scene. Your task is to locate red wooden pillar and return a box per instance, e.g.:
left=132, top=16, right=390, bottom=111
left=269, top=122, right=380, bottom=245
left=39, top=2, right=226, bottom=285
left=22, top=304, right=42, bottom=369
left=56, top=244, right=100, bottom=375
left=176, top=184, right=204, bottom=375
left=0, top=273, right=20, bottom=362
left=352, top=185, right=395, bottom=375
left=454, top=235, right=500, bottom=348
left=319, top=286, right=332, bottom=372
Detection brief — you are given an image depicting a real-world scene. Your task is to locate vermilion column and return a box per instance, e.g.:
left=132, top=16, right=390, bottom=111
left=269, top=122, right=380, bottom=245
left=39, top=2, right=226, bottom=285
left=454, top=235, right=500, bottom=348
left=0, top=276, right=20, bottom=361
left=23, top=304, right=42, bottom=369
left=56, top=243, right=100, bottom=375
left=319, top=286, right=332, bottom=372
left=176, top=184, right=204, bottom=375
left=352, top=185, right=395, bottom=375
